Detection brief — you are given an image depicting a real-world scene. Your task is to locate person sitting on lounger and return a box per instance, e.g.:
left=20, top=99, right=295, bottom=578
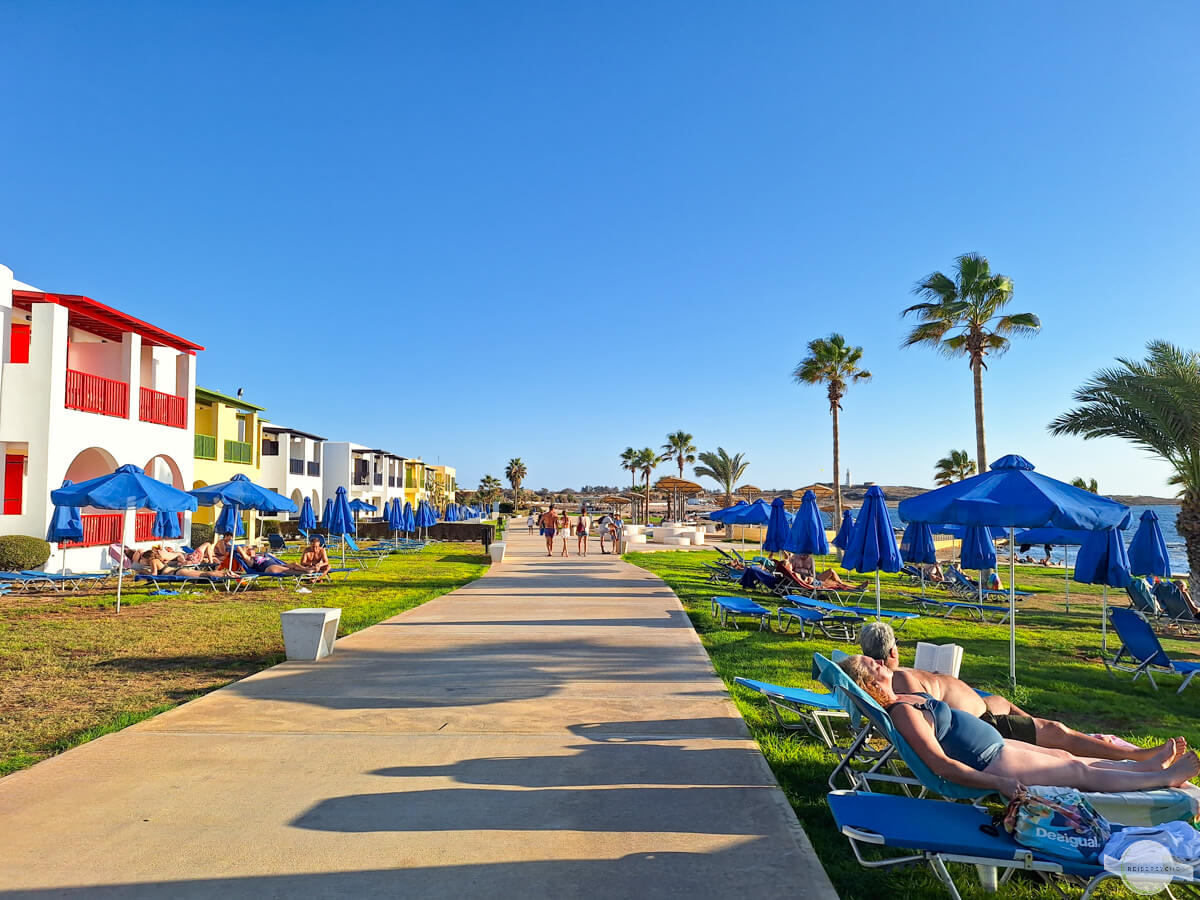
left=214, top=532, right=237, bottom=569
left=240, top=543, right=318, bottom=576
left=300, top=535, right=331, bottom=575
left=860, top=622, right=1185, bottom=765
left=159, top=543, right=217, bottom=567
left=790, top=554, right=866, bottom=591
left=924, top=562, right=945, bottom=583
left=838, top=652, right=1198, bottom=797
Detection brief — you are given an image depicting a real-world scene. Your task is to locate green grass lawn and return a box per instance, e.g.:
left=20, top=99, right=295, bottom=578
left=626, top=549, right=1200, bottom=899
left=0, top=543, right=489, bottom=776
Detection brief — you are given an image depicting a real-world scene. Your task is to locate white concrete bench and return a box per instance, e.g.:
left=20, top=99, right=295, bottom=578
left=281, top=608, right=341, bottom=661
left=624, top=533, right=647, bottom=544
left=661, top=535, right=692, bottom=546
left=489, top=541, right=506, bottom=563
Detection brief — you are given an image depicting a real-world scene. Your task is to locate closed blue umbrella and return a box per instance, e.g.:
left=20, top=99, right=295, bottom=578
left=380, top=499, right=392, bottom=522
left=960, top=525, right=998, bottom=606
left=153, top=508, right=183, bottom=540
left=215, top=503, right=245, bottom=537
left=899, top=520, right=937, bottom=597
left=402, top=501, right=415, bottom=537
left=325, top=486, right=356, bottom=567
left=298, top=497, right=316, bottom=534
left=899, top=454, right=1131, bottom=686
left=762, top=497, right=791, bottom=554
left=832, top=509, right=855, bottom=552
left=445, top=504, right=459, bottom=523
left=842, top=485, right=903, bottom=616
left=321, top=498, right=334, bottom=528
left=387, top=497, right=404, bottom=543
left=785, top=490, right=829, bottom=556
left=415, top=499, right=437, bottom=539
left=47, top=478, right=84, bottom=574
left=1074, top=527, right=1132, bottom=653
left=1128, top=509, right=1171, bottom=578
left=52, top=464, right=198, bottom=612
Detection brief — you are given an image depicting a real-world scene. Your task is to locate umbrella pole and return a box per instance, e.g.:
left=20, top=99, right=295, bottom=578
left=1009, top=525, right=1017, bottom=688
left=116, top=507, right=129, bottom=613
left=875, top=570, right=881, bottom=618
left=1102, top=586, right=1108, bottom=654
left=1064, top=548, right=1071, bottom=613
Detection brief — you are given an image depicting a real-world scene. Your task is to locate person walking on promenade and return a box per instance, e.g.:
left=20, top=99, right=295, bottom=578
left=539, top=505, right=558, bottom=556
left=559, top=508, right=570, bottom=557
left=527, top=511, right=537, bottom=534
left=576, top=508, right=592, bottom=556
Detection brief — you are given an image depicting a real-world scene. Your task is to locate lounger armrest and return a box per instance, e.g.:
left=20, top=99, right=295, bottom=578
left=840, top=825, right=887, bottom=845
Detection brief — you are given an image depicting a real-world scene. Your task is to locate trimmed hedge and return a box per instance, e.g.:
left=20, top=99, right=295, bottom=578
left=499, top=502, right=515, bottom=514
left=190, top=523, right=214, bottom=547
left=0, top=535, right=52, bottom=571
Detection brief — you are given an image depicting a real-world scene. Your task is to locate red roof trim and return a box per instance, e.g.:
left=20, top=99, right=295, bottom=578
left=12, top=291, right=205, bottom=354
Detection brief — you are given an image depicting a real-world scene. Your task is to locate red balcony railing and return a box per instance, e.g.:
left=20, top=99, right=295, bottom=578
left=134, top=509, right=184, bottom=541
left=61, top=512, right=124, bottom=548
left=139, top=387, right=187, bottom=428
left=65, top=369, right=129, bottom=418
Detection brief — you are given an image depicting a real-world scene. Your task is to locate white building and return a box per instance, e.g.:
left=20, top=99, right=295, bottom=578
left=0, top=264, right=200, bottom=571
left=320, top=443, right=420, bottom=514
left=260, top=424, right=325, bottom=517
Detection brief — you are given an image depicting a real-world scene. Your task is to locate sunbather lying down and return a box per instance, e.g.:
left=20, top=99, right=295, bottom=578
left=788, top=554, right=867, bottom=591
left=861, top=622, right=1180, bottom=764
left=839, top=651, right=1199, bottom=797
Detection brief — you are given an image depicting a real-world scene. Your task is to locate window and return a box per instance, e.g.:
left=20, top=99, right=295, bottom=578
left=237, top=415, right=247, bottom=442
left=9, top=323, right=30, bottom=364
left=3, top=455, right=24, bottom=515
left=262, top=439, right=280, bottom=456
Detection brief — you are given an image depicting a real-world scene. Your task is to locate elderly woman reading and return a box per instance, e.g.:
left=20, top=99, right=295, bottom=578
left=837, top=654, right=1199, bottom=797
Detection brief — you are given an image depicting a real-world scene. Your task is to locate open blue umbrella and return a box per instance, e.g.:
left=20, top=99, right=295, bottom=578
left=298, top=496, right=316, bottom=535
left=899, top=520, right=937, bottom=597
left=899, top=454, right=1131, bottom=685
left=709, top=501, right=748, bottom=522
left=842, top=486, right=903, bottom=616
left=1128, top=509, right=1171, bottom=578
left=52, top=464, right=198, bottom=612
left=402, top=501, right=415, bottom=537
left=762, top=497, right=792, bottom=554
left=1014, top=526, right=1091, bottom=612
left=153, top=508, right=183, bottom=540
left=325, top=486, right=356, bottom=566
left=785, top=489, right=829, bottom=557
left=215, top=503, right=245, bottom=537
left=832, top=509, right=855, bottom=553
left=349, top=498, right=377, bottom=515
left=192, top=473, right=297, bottom=575
left=1074, top=527, right=1132, bottom=652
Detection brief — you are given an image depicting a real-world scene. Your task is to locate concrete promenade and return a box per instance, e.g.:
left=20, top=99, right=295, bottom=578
left=0, top=526, right=837, bottom=898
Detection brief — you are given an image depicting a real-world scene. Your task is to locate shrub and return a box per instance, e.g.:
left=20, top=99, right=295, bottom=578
left=0, top=535, right=51, bottom=570
left=499, top=502, right=515, bottom=514
left=260, top=519, right=281, bottom=536
left=190, top=523, right=214, bottom=547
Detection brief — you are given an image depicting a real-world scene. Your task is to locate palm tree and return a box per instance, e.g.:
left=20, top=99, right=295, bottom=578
left=660, top=430, right=697, bottom=479
left=693, top=448, right=749, bottom=510
left=635, top=447, right=658, bottom=523
left=619, top=447, right=639, bottom=521
left=477, top=474, right=502, bottom=505
left=793, top=334, right=871, bottom=521
left=934, top=449, right=977, bottom=486
left=903, top=253, right=1040, bottom=474
left=1049, top=341, right=1200, bottom=575
left=504, top=458, right=527, bottom=505
left=1070, top=476, right=1099, bottom=493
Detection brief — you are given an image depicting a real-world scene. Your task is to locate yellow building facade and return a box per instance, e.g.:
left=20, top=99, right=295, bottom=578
left=192, top=387, right=265, bottom=529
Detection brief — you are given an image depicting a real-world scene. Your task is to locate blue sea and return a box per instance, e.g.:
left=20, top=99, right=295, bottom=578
left=879, top=505, right=1187, bottom=573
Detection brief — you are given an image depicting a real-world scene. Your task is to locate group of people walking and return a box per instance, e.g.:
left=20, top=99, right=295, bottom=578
left=528, top=505, right=622, bottom=557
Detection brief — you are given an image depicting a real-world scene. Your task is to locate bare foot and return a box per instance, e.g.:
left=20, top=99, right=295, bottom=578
left=1167, top=751, right=1200, bottom=787
left=1138, top=738, right=1181, bottom=769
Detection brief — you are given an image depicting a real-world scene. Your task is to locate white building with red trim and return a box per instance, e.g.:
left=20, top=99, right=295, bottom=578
left=0, top=264, right=201, bottom=571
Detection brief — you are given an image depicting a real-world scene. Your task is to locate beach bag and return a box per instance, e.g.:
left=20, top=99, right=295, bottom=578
left=999, top=786, right=1112, bottom=863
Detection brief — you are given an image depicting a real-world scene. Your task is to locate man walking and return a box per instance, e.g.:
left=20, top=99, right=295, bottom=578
left=538, top=505, right=558, bottom=557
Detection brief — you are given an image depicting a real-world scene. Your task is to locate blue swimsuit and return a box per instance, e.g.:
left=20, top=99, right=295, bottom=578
left=890, top=692, right=1005, bottom=771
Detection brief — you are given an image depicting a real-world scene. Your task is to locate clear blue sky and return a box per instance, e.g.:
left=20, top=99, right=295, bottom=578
left=5, top=2, right=1198, bottom=496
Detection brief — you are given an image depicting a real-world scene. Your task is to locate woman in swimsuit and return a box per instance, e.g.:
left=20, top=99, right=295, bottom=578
left=839, top=655, right=1198, bottom=796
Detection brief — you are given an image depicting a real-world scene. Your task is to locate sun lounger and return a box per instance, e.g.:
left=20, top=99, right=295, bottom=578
left=710, top=595, right=772, bottom=630
left=776, top=605, right=865, bottom=641
left=1126, top=578, right=1162, bottom=618
left=947, top=566, right=1031, bottom=600
left=783, top=593, right=920, bottom=629
left=1151, top=580, right=1199, bottom=632
left=826, top=789, right=1199, bottom=900
left=702, top=561, right=741, bottom=585
left=911, top=594, right=1012, bottom=624
left=733, top=677, right=849, bottom=748
left=135, top=572, right=245, bottom=592
left=1106, top=607, right=1200, bottom=693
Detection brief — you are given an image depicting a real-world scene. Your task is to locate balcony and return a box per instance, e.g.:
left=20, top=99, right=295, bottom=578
left=65, top=369, right=128, bottom=418
left=388, top=476, right=397, bottom=487
left=138, top=387, right=187, bottom=428
left=262, top=440, right=280, bottom=457
left=289, top=458, right=304, bottom=475
left=352, top=474, right=369, bottom=486
left=61, top=512, right=124, bottom=548
left=195, top=434, right=217, bottom=460
left=224, top=440, right=253, bottom=464
left=307, top=461, right=320, bottom=476
left=373, top=473, right=383, bottom=486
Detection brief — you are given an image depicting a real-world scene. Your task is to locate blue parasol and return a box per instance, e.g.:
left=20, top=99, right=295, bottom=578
left=785, top=490, right=829, bottom=557
left=153, top=508, right=183, bottom=540
left=842, top=486, right=902, bottom=616
left=899, top=520, right=937, bottom=597
left=832, top=509, right=855, bottom=552
left=762, top=497, right=792, bottom=554
left=402, top=501, right=415, bottom=537
left=1074, top=527, right=1132, bottom=653
left=47, top=478, right=84, bottom=574
left=325, top=486, right=356, bottom=567
left=298, top=496, right=316, bottom=535
left=1128, top=509, right=1171, bottom=578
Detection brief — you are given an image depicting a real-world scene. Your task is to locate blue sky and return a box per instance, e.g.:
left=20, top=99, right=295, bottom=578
left=4, top=2, right=1198, bottom=496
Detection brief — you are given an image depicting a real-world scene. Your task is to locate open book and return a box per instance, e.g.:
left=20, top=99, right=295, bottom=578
left=914, top=642, right=963, bottom=678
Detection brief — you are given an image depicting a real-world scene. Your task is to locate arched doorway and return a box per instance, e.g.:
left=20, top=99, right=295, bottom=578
left=143, top=454, right=183, bottom=489
left=192, top=480, right=213, bottom=525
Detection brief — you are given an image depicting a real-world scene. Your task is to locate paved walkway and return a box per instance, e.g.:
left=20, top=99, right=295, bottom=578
left=0, top=527, right=836, bottom=898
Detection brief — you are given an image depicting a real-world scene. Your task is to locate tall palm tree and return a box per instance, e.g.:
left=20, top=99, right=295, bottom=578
left=903, top=253, right=1040, bottom=473
left=504, top=458, right=527, bottom=505
left=1049, top=341, right=1200, bottom=575
left=660, top=430, right=697, bottom=479
left=477, top=474, right=502, bottom=505
left=635, top=447, right=658, bottom=523
left=793, top=334, right=871, bottom=521
left=1070, top=476, right=1099, bottom=493
left=933, top=449, right=977, bottom=486
left=619, top=446, right=639, bottom=521
left=693, top=448, right=749, bottom=510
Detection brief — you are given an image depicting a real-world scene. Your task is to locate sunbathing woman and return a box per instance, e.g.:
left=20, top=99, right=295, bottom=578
left=238, top=544, right=318, bottom=576
left=814, top=568, right=867, bottom=592
left=838, top=655, right=1199, bottom=797
left=140, top=548, right=216, bottom=579
left=159, top=543, right=217, bottom=567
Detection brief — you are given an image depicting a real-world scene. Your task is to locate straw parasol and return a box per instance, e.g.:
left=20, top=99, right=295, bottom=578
left=736, top=484, right=762, bottom=501
left=654, top=476, right=703, bottom=521
left=793, top=484, right=835, bottom=499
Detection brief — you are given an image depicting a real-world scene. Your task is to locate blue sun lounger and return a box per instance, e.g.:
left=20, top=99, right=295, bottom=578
left=827, top=789, right=1191, bottom=900
left=911, top=593, right=1013, bottom=624
left=947, top=567, right=1031, bottom=600
left=783, top=593, right=920, bottom=629
left=710, top=595, right=772, bottom=630
left=1106, top=607, right=1200, bottom=694
left=135, top=572, right=244, bottom=592
left=733, top=677, right=849, bottom=748
left=776, top=605, right=865, bottom=642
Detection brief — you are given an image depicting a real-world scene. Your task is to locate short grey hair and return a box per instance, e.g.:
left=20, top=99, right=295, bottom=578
left=860, top=621, right=897, bottom=662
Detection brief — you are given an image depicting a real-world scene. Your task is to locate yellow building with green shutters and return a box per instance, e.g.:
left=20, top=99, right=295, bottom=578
left=192, top=387, right=265, bottom=529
